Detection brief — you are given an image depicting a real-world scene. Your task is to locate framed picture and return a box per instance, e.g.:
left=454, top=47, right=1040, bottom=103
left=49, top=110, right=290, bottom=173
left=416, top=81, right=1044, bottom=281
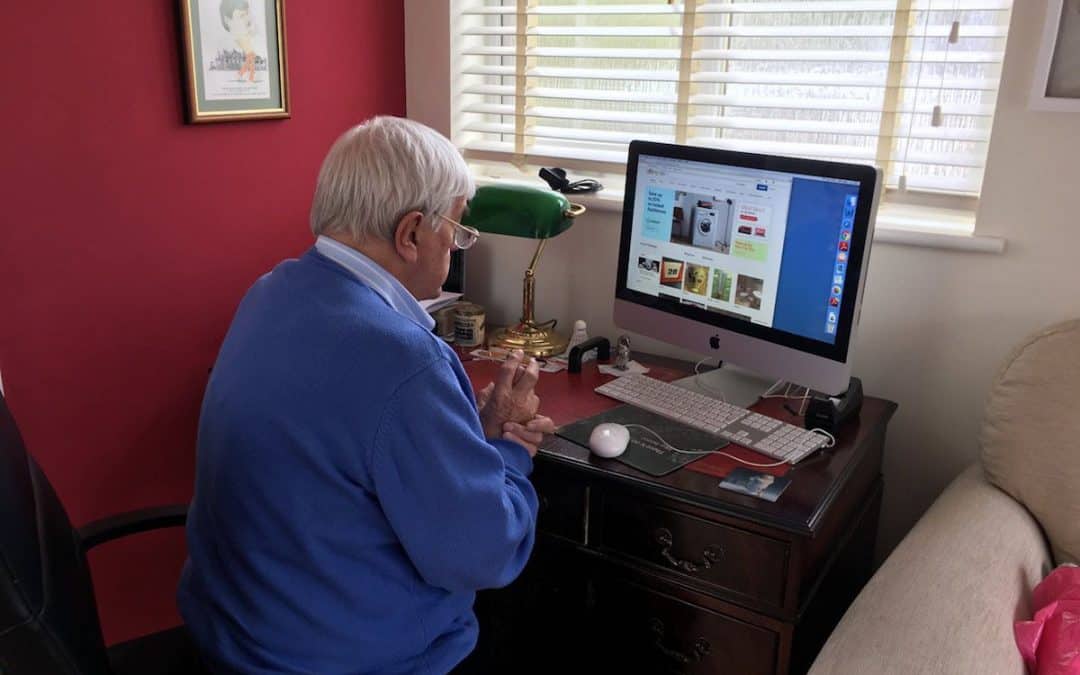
left=179, top=0, right=290, bottom=123
left=1031, top=0, right=1080, bottom=111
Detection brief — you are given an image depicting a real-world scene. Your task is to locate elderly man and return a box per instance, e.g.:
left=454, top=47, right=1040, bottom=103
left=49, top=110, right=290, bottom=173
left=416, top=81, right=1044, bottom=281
left=178, top=116, right=554, bottom=674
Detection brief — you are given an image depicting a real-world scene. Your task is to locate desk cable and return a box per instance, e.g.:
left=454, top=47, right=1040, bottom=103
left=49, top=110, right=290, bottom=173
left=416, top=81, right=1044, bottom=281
left=683, top=362, right=838, bottom=453
left=760, top=380, right=814, bottom=417
left=624, top=424, right=791, bottom=468
left=625, top=424, right=836, bottom=470
left=692, top=358, right=727, bottom=401
left=693, top=361, right=823, bottom=420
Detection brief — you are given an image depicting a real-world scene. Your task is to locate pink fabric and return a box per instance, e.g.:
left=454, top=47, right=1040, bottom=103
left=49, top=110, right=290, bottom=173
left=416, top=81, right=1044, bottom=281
left=1015, top=565, right=1080, bottom=675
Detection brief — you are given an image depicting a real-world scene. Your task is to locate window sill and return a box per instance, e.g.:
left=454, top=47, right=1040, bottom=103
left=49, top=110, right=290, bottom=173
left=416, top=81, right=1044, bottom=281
left=872, top=222, right=1005, bottom=254
left=472, top=174, right=1006, bottom=255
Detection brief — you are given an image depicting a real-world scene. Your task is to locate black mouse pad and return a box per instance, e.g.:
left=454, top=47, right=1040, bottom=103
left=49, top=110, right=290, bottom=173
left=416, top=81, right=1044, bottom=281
left=556, top=405, right=730, bottom=477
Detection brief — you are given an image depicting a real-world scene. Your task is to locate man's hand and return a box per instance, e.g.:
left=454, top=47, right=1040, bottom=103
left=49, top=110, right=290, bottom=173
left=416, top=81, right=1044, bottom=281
left=501, top=415, right=556, bottom=458
left=475, top=382, right=495, bottom=411
left=477, top=350, right=540, bottom=440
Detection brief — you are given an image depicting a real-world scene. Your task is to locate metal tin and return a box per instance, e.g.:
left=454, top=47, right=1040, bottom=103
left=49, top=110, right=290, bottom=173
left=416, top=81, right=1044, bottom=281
left=433, top=306, right=457, bottom=343
left=453, top=302, right=485, bottom=348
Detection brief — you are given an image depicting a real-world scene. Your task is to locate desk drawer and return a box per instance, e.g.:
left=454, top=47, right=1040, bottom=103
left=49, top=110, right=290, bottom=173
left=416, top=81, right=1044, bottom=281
left=591, top=576, right=779, bottom=675
left=531, top=464, right=587, bottom=543
left=597, top=494, right=789, bottom=607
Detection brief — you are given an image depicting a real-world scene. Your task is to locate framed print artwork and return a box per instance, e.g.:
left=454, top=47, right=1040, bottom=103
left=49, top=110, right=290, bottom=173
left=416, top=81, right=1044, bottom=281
left=1031, top=0, right=1080, bottom=111
left=179, top=0, right=290, bottom=123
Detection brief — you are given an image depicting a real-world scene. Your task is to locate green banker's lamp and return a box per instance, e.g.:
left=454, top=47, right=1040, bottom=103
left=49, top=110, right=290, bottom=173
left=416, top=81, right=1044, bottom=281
left=460, top=184, right=586, bottom=357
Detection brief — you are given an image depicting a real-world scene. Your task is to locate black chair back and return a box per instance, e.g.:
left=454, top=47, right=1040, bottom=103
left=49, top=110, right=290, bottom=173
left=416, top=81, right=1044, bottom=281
left=0, top=393, right=112, bottom=675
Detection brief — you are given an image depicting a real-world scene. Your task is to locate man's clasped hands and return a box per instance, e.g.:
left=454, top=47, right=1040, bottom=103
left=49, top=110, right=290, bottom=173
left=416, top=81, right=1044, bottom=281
left=476, top=349, right=556, bottom=457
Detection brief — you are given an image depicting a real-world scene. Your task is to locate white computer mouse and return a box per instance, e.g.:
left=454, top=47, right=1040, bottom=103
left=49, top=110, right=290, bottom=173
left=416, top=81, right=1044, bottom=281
left=588, top=422, right=631, bottom=458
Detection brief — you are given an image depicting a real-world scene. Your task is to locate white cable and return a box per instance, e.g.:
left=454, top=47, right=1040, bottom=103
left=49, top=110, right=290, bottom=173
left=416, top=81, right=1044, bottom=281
left=760, top=378, right=786, bottom=399
left=798, top=387, right=811, bottom=416
left=808, top=427, right=837, bottom=448
left=624, top=424, right=790, bottom=469
left=758, top=380, right=813, bottom=416
left=760, top=381, right=808, bottom=401
left=692, top=358, right=726, bottom=401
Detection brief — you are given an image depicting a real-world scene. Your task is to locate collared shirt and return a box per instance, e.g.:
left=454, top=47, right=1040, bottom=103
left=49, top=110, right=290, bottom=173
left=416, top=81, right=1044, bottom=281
left=314, top=235, right=435, bottom=331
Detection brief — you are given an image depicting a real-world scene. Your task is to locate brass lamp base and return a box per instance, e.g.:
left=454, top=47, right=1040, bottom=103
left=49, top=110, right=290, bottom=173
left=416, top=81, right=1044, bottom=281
left=487, top=320, right=568, bottom=359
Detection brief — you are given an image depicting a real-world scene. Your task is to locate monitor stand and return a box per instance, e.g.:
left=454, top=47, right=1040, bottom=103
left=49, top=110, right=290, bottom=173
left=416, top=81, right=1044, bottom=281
left=673, top=362, right=775, bottom=409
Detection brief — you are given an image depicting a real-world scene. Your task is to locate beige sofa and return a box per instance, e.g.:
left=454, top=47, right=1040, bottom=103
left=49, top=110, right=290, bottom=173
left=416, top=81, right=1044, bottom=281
left=809, top=320, right=1080, bottom=675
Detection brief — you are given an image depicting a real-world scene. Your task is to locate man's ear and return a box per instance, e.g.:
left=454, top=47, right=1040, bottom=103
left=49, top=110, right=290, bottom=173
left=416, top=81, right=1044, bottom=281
left=392, top=210, right=426, bottom=264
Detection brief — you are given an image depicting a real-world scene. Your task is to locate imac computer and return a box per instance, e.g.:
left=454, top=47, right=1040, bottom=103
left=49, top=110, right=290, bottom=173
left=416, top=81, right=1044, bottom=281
left=614, top=141, right=881, bottom=401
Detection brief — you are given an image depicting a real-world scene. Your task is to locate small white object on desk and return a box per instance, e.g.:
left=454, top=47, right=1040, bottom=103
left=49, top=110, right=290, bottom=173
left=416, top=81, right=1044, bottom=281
left=588, top=422, right=630, bottom=458
left=565, top=319, right=594, bottom=362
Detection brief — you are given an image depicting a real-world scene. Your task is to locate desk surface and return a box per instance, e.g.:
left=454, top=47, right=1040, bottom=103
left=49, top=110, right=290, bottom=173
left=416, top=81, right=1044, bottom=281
left=463, top=352, right=897, bottom=537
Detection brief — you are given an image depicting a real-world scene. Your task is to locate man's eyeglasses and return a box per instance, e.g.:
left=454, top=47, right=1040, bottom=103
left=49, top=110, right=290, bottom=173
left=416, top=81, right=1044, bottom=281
left=436, top=213, right=480, bottom=250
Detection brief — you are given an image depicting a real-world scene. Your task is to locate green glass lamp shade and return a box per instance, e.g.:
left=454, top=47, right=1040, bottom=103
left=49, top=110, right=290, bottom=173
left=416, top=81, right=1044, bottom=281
left=455, top=184, right=586, bottom=357
left=460, top=184, right=585, bottom=238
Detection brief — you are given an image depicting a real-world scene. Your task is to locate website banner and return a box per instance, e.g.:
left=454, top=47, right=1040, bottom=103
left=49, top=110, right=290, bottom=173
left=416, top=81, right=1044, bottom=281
left=627, top=155, right=793, bottom=328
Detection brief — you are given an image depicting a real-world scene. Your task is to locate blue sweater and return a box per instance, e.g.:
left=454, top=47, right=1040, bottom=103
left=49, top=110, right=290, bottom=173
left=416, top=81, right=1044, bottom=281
left=178, top=249, right=538, bottom=674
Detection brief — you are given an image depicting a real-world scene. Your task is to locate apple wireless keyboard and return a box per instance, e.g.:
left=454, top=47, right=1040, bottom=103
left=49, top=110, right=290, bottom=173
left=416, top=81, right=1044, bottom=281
left=594, top=374, right=828, bottom=464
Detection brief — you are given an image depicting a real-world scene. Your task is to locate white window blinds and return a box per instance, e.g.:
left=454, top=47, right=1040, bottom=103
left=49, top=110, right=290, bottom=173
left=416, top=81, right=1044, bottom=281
left=452, top=0, right=1012, bottom=197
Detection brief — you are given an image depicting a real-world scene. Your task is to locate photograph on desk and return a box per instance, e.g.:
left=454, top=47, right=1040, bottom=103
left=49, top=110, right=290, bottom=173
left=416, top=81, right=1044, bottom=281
left=719, top=467, right=792, bottom=502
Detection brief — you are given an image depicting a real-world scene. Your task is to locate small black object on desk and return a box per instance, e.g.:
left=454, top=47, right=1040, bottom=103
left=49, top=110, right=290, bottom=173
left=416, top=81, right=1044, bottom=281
left=805, top=376, right=864, bottom=432
left=567, top=337, right=610, bottom=373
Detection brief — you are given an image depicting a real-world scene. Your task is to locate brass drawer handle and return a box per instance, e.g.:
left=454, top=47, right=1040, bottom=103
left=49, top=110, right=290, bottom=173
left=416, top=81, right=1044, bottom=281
left=649, top=618, right=711, bottom=664
left=654, top=528, right=723, bottom=574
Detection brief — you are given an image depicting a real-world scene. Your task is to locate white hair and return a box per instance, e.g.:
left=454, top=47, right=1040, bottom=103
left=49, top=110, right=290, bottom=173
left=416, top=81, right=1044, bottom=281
left=309, top=116, right=475, bottom=242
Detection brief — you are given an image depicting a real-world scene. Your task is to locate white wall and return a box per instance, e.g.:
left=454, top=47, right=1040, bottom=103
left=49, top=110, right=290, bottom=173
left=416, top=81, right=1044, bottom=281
left=410, top=0, right=1080, bottom=559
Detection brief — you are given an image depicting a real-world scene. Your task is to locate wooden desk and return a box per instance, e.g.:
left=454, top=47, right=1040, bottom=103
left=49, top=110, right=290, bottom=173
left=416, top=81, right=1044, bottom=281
left=465, top=355, right=897, bottom=675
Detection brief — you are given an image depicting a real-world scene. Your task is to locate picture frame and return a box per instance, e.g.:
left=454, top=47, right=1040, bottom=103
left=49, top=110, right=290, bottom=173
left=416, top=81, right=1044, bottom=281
left=178, top=0, right=290, bottom=123
left=1030, top=0, right=1080, bottom=111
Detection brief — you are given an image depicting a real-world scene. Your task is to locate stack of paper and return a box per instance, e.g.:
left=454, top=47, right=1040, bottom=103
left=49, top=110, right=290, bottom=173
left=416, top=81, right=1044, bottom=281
left=420, top=291, right=463, bottom=313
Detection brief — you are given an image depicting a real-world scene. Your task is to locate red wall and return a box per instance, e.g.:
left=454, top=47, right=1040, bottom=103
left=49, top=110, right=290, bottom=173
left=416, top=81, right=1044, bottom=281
left=0, top=1, right=405, bottom=644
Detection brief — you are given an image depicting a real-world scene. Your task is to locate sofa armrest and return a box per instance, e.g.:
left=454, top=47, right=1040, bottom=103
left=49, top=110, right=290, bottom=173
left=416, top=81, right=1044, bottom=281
left=809, top=464, right=1052, bottom=675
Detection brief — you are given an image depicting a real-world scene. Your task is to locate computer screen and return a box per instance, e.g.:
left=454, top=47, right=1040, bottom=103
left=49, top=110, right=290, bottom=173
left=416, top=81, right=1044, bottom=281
left=614, top=141, right=881, bottom=396
left=444, top=249, right=465, bottom=294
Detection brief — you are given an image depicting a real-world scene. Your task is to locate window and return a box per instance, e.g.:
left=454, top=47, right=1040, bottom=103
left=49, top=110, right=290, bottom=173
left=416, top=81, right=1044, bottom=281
left=451, top=0, right=1013, bottom=205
